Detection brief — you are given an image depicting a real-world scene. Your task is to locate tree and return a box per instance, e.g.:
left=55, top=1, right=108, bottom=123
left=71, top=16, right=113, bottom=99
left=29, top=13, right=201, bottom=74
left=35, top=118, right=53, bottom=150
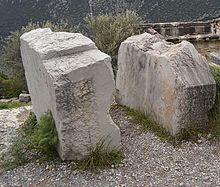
left=85, top=10, right=140, bottom=74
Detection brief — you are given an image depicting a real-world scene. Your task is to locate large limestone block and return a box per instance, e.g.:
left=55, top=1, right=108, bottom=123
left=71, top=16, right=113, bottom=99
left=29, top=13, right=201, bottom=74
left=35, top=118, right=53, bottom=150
left=20, top=28, right=121, bottom=160
left=116, top=33, right=216, bottom=135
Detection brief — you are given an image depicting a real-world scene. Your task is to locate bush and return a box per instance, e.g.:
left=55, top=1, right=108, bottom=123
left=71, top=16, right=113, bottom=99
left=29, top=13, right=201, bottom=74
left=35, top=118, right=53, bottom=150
left=0, top=75, right=23, bottom=98
left=30, top=111, right=58, bottom=156
left=0, top=20, right=78, bottom=96
left=85, top=10, right=140, bottom=73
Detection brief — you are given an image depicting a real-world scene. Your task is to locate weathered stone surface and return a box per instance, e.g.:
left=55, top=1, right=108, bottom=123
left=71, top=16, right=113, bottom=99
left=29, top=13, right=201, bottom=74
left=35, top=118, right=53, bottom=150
left=19, top=93, right=31, bottom=103
left=210, top=52, right=220, bottom=65
left=20, top=28, right=121, bottom=160
left=116, top=33, right=216, bottom=135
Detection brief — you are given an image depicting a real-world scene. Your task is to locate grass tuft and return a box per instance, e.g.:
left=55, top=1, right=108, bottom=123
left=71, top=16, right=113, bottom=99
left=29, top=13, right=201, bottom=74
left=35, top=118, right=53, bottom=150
left=75, top=139, right=124, bottom=173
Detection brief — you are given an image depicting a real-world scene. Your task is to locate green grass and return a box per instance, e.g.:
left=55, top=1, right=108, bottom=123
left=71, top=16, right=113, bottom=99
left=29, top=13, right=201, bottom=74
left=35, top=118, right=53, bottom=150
left=0, top=111, right=59, bottom=171
left=208, top=65, right=220, bottom=140
left=0, top=102, right=30, bottom=110
left=75, top=139, right=124, bottom=173
left=0, top=75, right=24, bottom=99
left=118, top=104, right=216, bottom=146
left=30, top=111, right=58, bottom=157
left=1, top=111, right=123, bottom=173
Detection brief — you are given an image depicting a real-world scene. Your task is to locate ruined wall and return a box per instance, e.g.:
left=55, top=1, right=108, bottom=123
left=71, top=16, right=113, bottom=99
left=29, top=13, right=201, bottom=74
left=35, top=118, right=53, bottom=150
left=139, top=18, right=220, bottom=37
left=192, top=40, right=220, bottom=62
left=140, top=18, right=220, bottom=62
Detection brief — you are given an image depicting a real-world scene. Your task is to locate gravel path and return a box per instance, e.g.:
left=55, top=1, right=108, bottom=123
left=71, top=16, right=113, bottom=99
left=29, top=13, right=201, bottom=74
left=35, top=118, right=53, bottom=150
left=0, top=106, right=32, bottom=156
left=1, top=105, right=220, bottom=187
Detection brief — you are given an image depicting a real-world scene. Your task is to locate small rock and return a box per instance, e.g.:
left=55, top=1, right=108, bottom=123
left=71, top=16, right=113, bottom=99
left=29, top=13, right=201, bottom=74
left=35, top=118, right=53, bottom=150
left=204, top=176, right=210, bottom=181
left=118, top=164, right=124, bottom=167
left=19, top=93, right=31, bottom=103
left=11, top=97, right=19, bottom=103
left=207, top=133, right=212, bottom=139
left=0, top=99, right=12, bottom=103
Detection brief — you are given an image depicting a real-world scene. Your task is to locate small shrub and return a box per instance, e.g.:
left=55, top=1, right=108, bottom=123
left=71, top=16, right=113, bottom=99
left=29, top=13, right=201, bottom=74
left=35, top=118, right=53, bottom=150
left=31, top=111, right=58, bottom=156
left=0, top=76, right=23, bottom=98
left=1, top=138, right=32, bottom=170
left=76, top=139, right=124, bottom=173
left=21, top=112, right=38, bottom=136
left=85, top=10, right=140, bottom=74
left=0, top=111, right=58, bottom=171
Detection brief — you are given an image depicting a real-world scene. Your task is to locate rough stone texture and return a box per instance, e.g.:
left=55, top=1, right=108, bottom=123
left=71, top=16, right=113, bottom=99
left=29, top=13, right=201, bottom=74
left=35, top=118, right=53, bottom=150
left=20, top=28, right=121, bottom=160
left=210, top=52, right=220, bottom=65
left=116, top=33, right=216, bottom=135
left=19, top=93, right=31, bottom=103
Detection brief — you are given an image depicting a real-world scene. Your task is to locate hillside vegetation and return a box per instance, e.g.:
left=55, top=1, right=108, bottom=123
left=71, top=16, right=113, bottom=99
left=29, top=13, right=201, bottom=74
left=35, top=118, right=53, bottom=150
left=0, top=0, right=219, bottom=45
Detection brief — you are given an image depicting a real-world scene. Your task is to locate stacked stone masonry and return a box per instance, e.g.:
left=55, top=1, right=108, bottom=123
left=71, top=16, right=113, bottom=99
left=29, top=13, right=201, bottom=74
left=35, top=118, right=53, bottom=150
left=20, top=28, right=121, bottom=161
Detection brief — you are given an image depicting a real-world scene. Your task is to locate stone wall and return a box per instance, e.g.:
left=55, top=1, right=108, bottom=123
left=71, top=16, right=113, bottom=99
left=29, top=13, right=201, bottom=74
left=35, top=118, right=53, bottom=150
left=139, top=18, right=220, bottom=65
left=192, top=40, right=220, bottom=62
left=139, top=18, right=220, bottom=37
left=20, top=28, right=121, bottom=161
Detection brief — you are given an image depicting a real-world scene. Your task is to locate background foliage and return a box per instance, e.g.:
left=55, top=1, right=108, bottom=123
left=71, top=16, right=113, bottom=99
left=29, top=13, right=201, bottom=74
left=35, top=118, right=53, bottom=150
left=0, top=20, right=78, bottom=98
left=86, top=10, right=140, bottom=73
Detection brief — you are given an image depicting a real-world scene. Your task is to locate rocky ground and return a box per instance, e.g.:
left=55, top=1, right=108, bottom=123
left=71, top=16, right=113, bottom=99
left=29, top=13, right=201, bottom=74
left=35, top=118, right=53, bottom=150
left=0, top=106, right=32, bottom=156
left=0, top=105, right=220, bottom=187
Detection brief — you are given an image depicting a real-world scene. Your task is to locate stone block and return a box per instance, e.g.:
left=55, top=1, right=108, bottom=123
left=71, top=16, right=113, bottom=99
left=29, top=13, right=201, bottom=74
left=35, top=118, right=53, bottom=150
left=116, top=33, right=216, bottom=135
left=20, top=28, right=121, bottom=160
left=19, top=93, right=31, bottom=103
left=210, top=52, right=220, bottom=65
